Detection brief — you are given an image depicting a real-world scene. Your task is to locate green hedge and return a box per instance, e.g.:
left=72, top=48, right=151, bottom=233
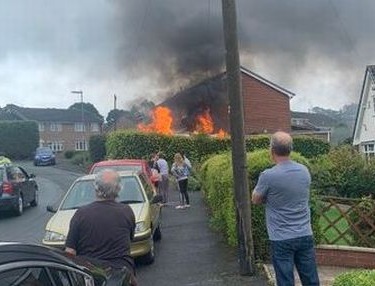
left=0, top=121, right=39, bottom=159
left=89, top=135, right=107, bottom=163
left=310, top=146, right=375, bottom=198
left=333, top=270, right=375, bottom=286
left=106, top=131, right=329, bottom=164
left=200, top=149, right=322, bottom=261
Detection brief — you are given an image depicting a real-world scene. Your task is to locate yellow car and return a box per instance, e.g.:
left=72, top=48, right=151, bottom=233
left=43, top=171, right=162, bottom=264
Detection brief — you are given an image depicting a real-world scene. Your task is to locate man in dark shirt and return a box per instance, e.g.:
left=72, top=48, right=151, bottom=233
left=65, top=169, right=136, bottom=284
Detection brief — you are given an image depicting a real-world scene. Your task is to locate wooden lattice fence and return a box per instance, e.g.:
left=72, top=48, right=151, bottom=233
left=318, top=196, right=375, bottom=247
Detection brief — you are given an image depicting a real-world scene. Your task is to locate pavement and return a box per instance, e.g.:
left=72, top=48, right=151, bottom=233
left=136, top=189, right=268, bottom=286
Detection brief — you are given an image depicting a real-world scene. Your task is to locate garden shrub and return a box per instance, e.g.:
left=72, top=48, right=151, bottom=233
left=200, top=149, right=322, bottom=261
left=349, top=196, right=375, bottom=247
left=310, top=145, right=375, bottom=198
left=187, top=175, right=201, bottom=192
left=333, top=270, right=375, bottom=286
left=71, top=151, right=91, bottom=167
left=89, top=135, right=107, bottom=162
left=64, top=150, right=75, bottom=159
left=0, top=121, right=39, bottom=159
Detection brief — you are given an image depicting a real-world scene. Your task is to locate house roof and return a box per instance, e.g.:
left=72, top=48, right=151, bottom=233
left=291, top=111, right=338, bottom=128
left=353, top=65, right=375, bottom=144
left=3, top=104, right=103, bottom=123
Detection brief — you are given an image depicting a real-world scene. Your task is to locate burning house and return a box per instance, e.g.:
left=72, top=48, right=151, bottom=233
left=137, top=66, right=294, bottom=137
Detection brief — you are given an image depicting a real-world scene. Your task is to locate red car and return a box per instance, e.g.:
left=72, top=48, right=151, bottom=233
left=89, top=159, right=152, bottom=178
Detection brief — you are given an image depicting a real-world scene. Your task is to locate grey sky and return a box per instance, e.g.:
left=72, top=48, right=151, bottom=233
left=0, top=0, right=374, bottom=117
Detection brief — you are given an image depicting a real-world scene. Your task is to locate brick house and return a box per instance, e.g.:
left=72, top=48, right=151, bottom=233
left=160, top=66, right=293, bottom=135
left=2, top=104, right=103, bottom=152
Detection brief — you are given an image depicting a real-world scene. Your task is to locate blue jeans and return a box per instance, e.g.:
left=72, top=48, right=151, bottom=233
left=271, top=235, right=319, bottom=286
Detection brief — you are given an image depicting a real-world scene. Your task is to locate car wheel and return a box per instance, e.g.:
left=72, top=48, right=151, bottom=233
left=30, top=189, right=38, bottom=207
left=15, top=195, right=24, bottom=216
left=153, top=222, right=162, bottom=241
left=141, top=238, right=155, bottom=265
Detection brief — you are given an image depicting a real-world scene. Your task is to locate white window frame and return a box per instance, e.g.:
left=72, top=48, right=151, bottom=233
left=363, top=143, right=375, bottom=159
left=47, top=141, right=64, bottom=152
left=75, top=140, right=87, bottom=151
left=91, top=123, right=99, bottom=132
left=74, top=123, right=85, bottom=132
left=38, top=123, right=45, bottom=132
left=50, top=122, right=62, bottom=132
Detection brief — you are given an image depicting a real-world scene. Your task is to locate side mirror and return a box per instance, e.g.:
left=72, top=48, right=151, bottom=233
left=29, top=174, right=36, bottom=179
left=46, top=205, right=57, bottom=213
left=151, top=194, right=163, bottom=204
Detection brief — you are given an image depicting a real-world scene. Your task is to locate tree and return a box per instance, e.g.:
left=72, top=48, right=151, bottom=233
left=106, top=109, right=132, bottom=124
left=68, top=102, right=103, bottom=120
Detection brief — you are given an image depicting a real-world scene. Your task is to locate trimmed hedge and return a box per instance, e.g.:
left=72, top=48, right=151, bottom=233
left=89, top=135, right=107, bottom=163
left=333, top=270, right=375, bottom=286
left=0, top=121, right=39, bottom=159
left=200, top=149, right=322, bottom=261
left=106, top=131, right=330, bottom=164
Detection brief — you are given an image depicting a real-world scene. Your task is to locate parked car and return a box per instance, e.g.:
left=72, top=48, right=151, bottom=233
left=43, top=171, right=162, bottom=264
left=0, top=242, right=132, bottom=286
left=0, top=163, right=38, bottom=216
left=34, top=147, right=56, bottom=166
left=89, top=159, right=152, bottom=178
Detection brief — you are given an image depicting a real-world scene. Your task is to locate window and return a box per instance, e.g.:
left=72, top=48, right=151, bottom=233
left=48, top=268, right=71, bottom=286
left=48, top=141, right=64, bottom=152
left=139, top=174, right=154, bottom=201
left=363, top=143, right=375, bottom=159
left=74, top=123, right=85, bottom=132
left=38, top=123, right=45, bottom=132
left=91, top=123, right=99, bottom=132
left=50, top=122, right=62, bottom=132
left=75, top=140, right=87, bottom=151
left=0, top=267, right=52, bottom=285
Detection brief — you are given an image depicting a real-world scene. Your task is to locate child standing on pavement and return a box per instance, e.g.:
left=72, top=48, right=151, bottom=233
left=171, top=153, right=190, bottom=209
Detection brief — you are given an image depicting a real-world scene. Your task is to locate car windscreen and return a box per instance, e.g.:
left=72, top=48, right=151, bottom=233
left=91, top=164, right=142, bottom=174
left=60, top=176, right=145, bottom=210
left=36, top=148, right=53, bottom=155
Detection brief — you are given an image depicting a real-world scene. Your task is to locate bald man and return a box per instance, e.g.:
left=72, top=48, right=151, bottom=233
left=252, top=132, right=319, bottom=286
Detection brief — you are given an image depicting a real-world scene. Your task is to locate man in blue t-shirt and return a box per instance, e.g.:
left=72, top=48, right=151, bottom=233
left=252, top=131, right=319, bottom=286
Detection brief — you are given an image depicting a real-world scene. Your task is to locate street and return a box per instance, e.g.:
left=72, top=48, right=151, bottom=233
left=0, top=161, right=266, bottom=285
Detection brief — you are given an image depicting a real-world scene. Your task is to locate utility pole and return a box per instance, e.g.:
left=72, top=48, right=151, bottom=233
left=221, top=0, right=255, bottom=275
left=71, top=90, right=85, bottom=150
left=114, top=94, right=117, bottom=131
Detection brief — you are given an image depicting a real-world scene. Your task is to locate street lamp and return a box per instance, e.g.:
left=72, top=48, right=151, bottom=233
left=71, top=90, right=85, bottom=150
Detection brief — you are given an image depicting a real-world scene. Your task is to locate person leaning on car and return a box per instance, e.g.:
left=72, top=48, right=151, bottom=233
left=65, top=169, right=137, bottom=285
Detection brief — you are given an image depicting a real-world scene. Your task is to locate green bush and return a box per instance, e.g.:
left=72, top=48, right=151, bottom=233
left=333, top=270, right=375, bottom=286
left=71, top=151, right=91, bottom=167
left=188, top=175, right=201, bottom=192
left=349, top=197, right=375, bottom=247
left=310, top=146, right=375, bottom=198
left=200, top=149, right=322, bottom=261
left=0, top=121, right=39, bottom=160
left=106, top=131, right=329, bottom=165
left=89, top=135, right=107, bottom=163
left=64, top=150, right=75, bottom=159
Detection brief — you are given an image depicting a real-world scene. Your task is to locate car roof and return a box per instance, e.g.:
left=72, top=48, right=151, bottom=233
left=0, top=242, right=83, bottom=269
left=92, top=159, right=147, bottom=167
left=76, top=171, right=142, bottom=182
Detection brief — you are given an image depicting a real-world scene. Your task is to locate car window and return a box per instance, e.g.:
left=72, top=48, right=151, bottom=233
left=36, top=147, right=53, bottom=155
left=139, top=174, right=154, bottom=201
left=0, top=267, right=52, bottom=286
left=7, top=166, right=26, bottom=182
left=91, top=165, right=142, bottom=174
left=48, top=268, right=71, bottom=286
left=68, top=271, right=86, bottom=286
left=60, top=176, right=145, bottom=210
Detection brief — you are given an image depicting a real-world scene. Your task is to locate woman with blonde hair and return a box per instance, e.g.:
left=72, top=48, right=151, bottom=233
left=171, top=153, right=190, bottom=209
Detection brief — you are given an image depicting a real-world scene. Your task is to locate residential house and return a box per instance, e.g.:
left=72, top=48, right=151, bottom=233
left=2, top=104, right=103, bottom=152
left=353, top=65, right=375, bottom=158
left=160, top=66, right=294, bottom=135
left=291, top=111, right=336, bottom=142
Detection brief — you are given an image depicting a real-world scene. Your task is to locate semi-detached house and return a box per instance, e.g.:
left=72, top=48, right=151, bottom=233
left=2, top=104, right=103, bottom=152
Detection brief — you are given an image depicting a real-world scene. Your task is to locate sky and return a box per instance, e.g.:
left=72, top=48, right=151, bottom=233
left=0, top=0, right=374, bottom=118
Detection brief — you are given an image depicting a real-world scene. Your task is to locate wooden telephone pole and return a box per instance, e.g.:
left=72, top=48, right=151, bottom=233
left=221, top=0, right=255, bottom=275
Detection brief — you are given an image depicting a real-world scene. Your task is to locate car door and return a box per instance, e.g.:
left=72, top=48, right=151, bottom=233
left=139, top=174, right=160, bottom=231
left=18, top=167, right=36, bottom=204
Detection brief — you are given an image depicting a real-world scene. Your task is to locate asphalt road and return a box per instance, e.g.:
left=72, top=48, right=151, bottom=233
left=0, top=161, right=267, bottom=285
left=0, top=161, right=81, bottom=243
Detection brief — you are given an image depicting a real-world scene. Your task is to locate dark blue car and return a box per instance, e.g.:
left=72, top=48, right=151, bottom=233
left=34, top=147, right=56, bottom=166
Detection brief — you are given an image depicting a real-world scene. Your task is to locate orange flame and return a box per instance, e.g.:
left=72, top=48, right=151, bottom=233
left=195, top=109, right=214, bottom=134
left=216, top=128, right=228, bottom=139
left=138, top=106, right=173, bottom=135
